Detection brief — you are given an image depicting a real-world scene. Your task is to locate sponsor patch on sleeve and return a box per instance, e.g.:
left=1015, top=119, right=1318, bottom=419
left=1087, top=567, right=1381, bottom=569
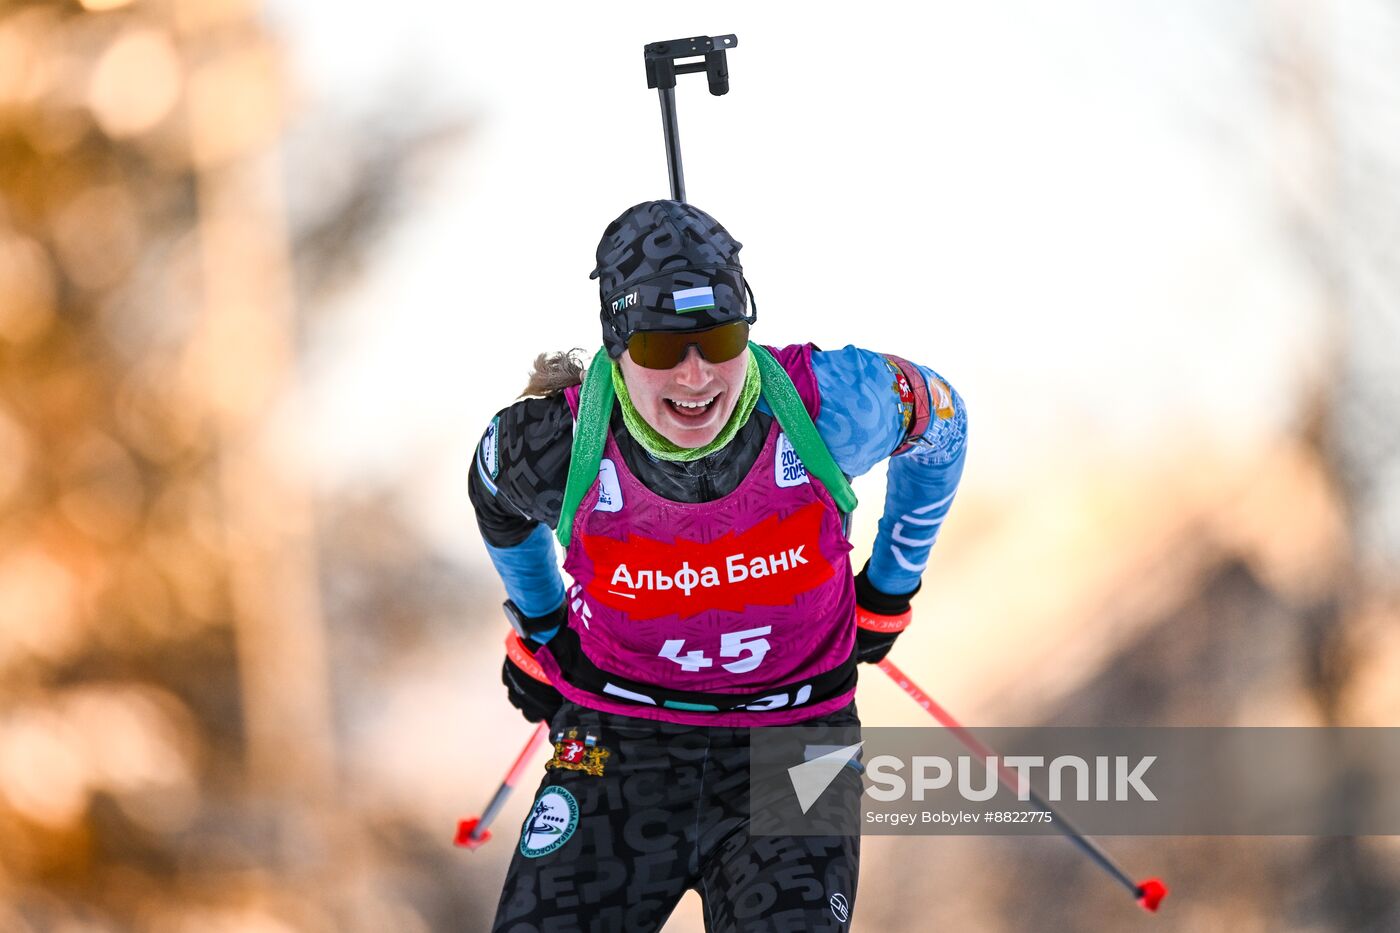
left=931, top=377, right=955, bottom=420
left=882, top=357, right=916, bottom=434
left=476, top=416, right=501, bottom=494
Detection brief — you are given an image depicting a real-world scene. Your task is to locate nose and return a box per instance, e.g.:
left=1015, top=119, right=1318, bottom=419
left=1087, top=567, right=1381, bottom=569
left=672, top=345, right=710, bottom=388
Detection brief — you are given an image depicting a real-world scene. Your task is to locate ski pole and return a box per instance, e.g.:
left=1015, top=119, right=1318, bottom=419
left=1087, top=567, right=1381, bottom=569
left=454, top=719, right=549, bottom=850
left=876, top=657, right=1169, bottom=913
left=454, top=633, right=556, bottom=850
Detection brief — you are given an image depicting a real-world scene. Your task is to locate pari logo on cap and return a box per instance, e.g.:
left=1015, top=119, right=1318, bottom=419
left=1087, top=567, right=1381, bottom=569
left=673, top=286, right=716, bottom=313
left=611, top=291, right=639, bottom=314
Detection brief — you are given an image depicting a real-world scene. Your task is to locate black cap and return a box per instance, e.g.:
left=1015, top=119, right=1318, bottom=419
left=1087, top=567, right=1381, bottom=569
left=591, top=200, right=754, bottom=357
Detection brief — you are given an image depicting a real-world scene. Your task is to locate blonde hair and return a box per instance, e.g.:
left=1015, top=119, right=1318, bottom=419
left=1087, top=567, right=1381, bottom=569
left=520, top=350, right=587, bottom=398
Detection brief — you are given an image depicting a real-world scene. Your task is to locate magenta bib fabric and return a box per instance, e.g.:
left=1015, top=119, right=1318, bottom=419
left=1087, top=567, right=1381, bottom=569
left=537, top=345, right=857, bottom=726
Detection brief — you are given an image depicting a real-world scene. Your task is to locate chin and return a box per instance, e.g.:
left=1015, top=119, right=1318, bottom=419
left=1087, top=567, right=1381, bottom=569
left=664, top=429, right=721, bottom=448
left=654, top=416, right=713, bottom=444
left=658, top=413, right=726, bottom=448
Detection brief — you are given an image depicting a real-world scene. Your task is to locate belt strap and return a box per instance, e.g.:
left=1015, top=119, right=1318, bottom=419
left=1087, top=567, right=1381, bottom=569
left=543, top=625, right=857, bottom=714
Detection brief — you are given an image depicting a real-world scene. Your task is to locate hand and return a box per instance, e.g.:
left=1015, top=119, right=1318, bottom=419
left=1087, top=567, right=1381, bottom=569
left=854, top=561, right=919, bottom=664
left=500, top=599, right=567, bottom=722
left=502, top=636, right=564, bottom=724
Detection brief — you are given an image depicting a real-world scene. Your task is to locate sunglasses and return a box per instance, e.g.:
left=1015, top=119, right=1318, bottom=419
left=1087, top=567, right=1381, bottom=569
left=625, top=321, right=750, bottom=370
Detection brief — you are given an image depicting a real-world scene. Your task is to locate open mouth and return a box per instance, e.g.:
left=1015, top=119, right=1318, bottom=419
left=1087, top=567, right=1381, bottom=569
left=665, top=393, right=720, bottom=419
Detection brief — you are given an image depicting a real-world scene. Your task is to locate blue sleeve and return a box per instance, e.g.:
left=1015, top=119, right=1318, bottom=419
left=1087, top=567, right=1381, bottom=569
left=869, top=407, right=966, bottom=594
left=470, top=400, right=570, bottom=642
left=483, top=523, right=566, bottom=638
left=807, top=346, right=908, bottom=478
left=810, top=345, right=968, bottom=595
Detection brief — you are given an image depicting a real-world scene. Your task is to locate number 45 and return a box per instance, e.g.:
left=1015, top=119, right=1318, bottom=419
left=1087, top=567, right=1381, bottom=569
left=659, top=626, right=772, bottom=674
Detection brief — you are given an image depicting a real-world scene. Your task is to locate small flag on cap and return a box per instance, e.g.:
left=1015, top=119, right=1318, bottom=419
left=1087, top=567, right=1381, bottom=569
left=673, top=286, right=716, bottom=314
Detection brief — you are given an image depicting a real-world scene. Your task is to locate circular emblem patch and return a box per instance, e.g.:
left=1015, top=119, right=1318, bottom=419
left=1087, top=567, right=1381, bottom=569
left=519, top=786, right=579, bottom=859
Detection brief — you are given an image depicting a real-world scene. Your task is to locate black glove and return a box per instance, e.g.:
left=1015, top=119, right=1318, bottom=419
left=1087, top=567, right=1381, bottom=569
left=854, top=561, right=920, bottom=664
left=502, top=651, right=564, bottom=723
left=502, top=602, right=566, bottom=724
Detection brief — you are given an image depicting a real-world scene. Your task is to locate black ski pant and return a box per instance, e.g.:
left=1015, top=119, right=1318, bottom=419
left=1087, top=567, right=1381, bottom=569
left=491, top=700, right=861, bottom=933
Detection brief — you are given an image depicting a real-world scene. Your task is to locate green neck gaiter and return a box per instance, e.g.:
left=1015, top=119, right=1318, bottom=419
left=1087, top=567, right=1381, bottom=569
left=611, top=352, right=762, bottom=462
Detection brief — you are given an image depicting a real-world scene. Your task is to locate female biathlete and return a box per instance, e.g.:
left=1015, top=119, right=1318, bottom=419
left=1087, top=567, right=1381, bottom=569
left=469, top=200, right=967, bottom=932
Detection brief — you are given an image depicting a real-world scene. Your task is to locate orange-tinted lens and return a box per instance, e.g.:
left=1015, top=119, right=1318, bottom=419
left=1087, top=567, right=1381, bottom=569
left=627, top=321, right=750, bottom=370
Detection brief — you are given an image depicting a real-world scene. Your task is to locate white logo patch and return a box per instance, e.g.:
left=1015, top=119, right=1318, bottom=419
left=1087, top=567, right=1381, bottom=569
left=476, top=416, right=501, bottom=494
left=775, top=433, right=809, bottom=488
left=519, top=786, right=579, bottom=858
left=829, top=892, right=850, bottom=923
left=594, top=458, right=623, bottom=512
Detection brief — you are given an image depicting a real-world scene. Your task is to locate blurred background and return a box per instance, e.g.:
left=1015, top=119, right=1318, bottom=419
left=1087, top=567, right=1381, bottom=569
left=1, top=0, right=1397, bottom=930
